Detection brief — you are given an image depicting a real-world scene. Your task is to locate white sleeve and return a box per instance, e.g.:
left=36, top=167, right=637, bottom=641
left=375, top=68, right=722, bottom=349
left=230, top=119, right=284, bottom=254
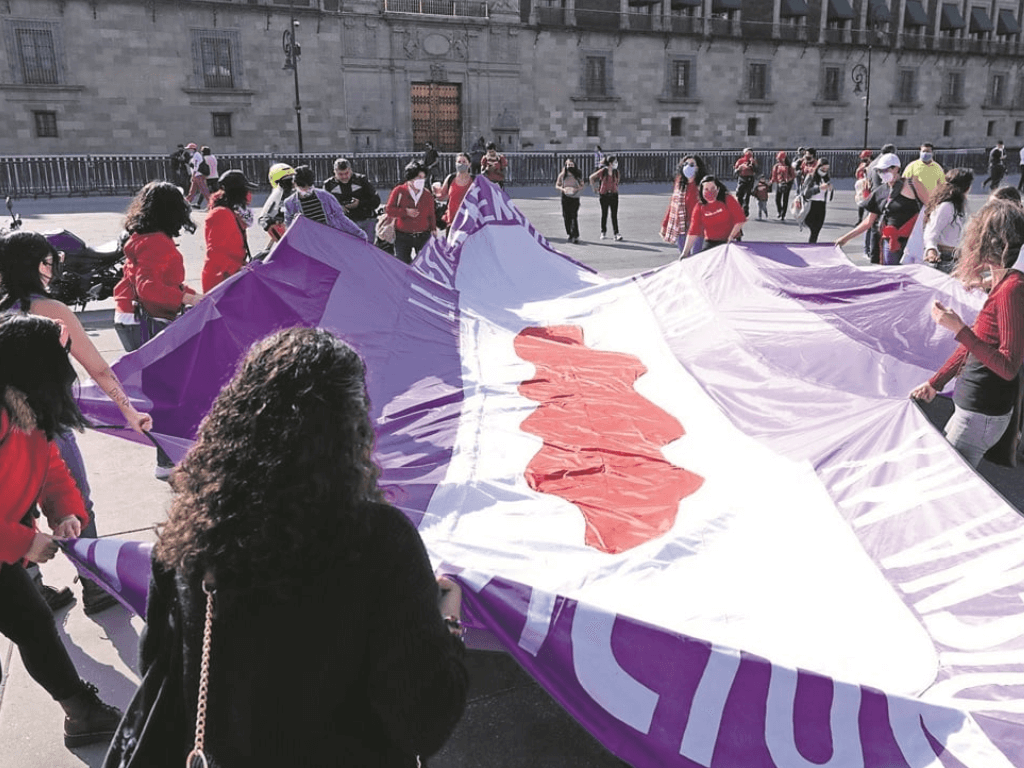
left=923, top=202, right=955, bottom=252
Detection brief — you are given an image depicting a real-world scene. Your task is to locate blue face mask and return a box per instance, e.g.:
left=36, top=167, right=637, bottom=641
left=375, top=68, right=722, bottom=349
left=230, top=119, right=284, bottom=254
left=921, top=152, right=934, bottom=163
left=682, top=165, right=698, bottom=179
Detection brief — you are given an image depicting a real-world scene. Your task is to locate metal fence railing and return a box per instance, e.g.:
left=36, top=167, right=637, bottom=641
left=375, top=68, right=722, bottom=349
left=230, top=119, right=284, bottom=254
left=0, top=148, right=993, bottom=199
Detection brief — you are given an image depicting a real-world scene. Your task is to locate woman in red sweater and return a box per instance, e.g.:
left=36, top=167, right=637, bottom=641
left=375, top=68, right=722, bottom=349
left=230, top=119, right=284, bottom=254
left=680, top=175, right=746, bottom=259
left=911, top=200, right=1024, bottom=466
left=202, top=170, right=257, bottom=292
left=0, top=314, right=122, bottom=746
left=385, top=161, right=438, bottom=264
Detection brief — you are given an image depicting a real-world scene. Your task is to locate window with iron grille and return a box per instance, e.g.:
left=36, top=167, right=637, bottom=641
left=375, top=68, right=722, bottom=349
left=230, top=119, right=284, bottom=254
left=191, top=29, right=242, bottom=90
left=821, top=118, right=833, bottom=137
left=33, top=110, right=57, bottom=138
left=670, top=117, right=683, bottom=137
left=747, top=62, right=768, bottom=100
left=821, top=66, right=841, bottom=102
left=990, top=73, right=1006, bottom=107
left=3, top=20, right=65, bottom=86
left=671, top=60, right=691, bottom=98
left=944, top=71, right=964, bottom=105
left=586, top=116, right=600, bottom=137
left=895, top=69, right=916, bottom=103
left=212, top=112, right=232, bottom=138
left=584, top=56, right=608, bottom=97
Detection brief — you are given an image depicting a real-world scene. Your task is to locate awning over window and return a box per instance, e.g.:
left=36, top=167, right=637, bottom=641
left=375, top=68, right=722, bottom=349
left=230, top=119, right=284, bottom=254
left=997, top=8, right=1021, bottom=35
left=969, top=6, right=994, bottom=33
left=712, top=0, right=742, bottom=10
left=780, top=0, right=809, bottom=18
left=671, top=0, right=702, bottom=7
left=828, top=0, right=856, bottom=22
left=940, top=3, right=966, bottom=30
left=903, top=0, right=929, bottom=28
left=867, top=0, right=891, bottom=24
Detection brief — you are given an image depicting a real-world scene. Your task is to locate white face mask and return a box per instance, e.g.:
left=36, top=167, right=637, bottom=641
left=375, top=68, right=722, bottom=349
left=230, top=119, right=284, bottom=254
left=611, top=162, right=618, bottom=170
left=411, top=178, right=425, bottom=191
left=881, top=169, right=898, bottom=183
left=456, top=163, right=470, bottom=173
left=682, top=165, right=698, bottom=179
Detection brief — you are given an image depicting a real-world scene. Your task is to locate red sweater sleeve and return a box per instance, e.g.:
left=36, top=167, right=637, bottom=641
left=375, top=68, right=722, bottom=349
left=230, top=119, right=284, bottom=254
left=954, top=277, right=1024, bottom=381
left=203, top=207, right=246, bottom=292
left=726, top=193, right=747, bottom=225
left=133, top=235, right=188, bottom=318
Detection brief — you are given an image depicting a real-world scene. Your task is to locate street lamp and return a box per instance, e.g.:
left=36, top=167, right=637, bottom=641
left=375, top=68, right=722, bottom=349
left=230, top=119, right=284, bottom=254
left=282, top=16, right=303, bottom=154
left=851, top=49, right=871, bottom=150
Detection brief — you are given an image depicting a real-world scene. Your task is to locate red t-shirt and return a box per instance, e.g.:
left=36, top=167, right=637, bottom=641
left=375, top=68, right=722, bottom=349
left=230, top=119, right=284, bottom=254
left=688, top=195, right=746, bottom=241
left=444, top=177, right=472, bottom=226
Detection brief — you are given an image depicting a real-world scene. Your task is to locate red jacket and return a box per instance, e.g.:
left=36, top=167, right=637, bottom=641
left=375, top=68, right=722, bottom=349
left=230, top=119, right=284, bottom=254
left=385, top=184, right=437, bottom=234
left=115, top=232, right=194, bottom=320
left=203, top=206, right=247, bottom=292
left=0, top=406, right=88, bottom=565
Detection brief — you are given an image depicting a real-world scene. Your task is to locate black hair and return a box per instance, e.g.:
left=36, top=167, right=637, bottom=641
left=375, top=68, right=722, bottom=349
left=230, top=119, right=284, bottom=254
left=675, top=155, right=707, bottom=188
left=0, top=314, right=87, bottom=439
left=0, top=231, right=56, bottom=313
left=698, top=176, right=727, bottom=204
left=403, top=161, right=426, bottom=182
left=293, top=165, right=316, bottom=189
left=125, top=181, right=195, bottom=238
left=486, top=142, right=497, bottom=151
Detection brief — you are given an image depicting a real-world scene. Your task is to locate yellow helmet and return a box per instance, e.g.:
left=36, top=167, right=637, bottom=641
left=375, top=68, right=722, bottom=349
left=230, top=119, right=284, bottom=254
left=268, top=163, right=296, bottom=189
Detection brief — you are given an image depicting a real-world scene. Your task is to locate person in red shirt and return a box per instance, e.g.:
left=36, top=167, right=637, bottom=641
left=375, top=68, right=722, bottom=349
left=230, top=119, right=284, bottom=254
left=0, top=314, right=122, bottom=747
left=770, top=151, right=796, bottom=221
left=480, top=142, right=508, bottom=189
left=733, top=147, right=759, bottom=216
left=911, top=200, right=1024, bottom=466
left=385, top=161, right=439, bottom=264
left=202, top=170, right=257, bottom=293
left=438, top=152, right=474, bottom=230
left=680, top=175, right=746, bottom=259
left=661, top=155, right=706, bottom=254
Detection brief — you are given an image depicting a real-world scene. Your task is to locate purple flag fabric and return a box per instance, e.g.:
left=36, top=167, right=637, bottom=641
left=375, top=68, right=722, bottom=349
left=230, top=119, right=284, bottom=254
left=58, top=538, right=153, bottom=618
left=79, top=179, right=1024, bottom=767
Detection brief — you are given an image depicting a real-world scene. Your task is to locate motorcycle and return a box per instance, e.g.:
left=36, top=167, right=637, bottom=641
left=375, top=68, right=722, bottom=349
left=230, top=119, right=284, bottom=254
left=44, top=228, right=128, bottom=310
left=3, top=196, right=21, bottom=233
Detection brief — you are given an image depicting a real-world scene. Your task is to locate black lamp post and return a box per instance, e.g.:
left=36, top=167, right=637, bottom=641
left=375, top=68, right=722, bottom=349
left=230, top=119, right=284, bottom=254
left=851, top=48, right=871, bottom=150
left=282, top=16, right=303, bottom=154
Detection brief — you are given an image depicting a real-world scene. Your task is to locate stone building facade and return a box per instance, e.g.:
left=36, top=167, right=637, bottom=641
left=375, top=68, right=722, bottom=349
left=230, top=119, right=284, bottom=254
left=0, top=0, right=1021, bottom=156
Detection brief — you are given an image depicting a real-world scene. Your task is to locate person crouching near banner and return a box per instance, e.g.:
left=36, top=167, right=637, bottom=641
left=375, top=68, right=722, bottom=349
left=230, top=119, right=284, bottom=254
left=910, top=200, right=1024, bottom=467
left=107, top=327, right=468, bottom=767
left=679, top=175, right=746, bottom=259
left=202, top=170, right=258, bottom=293
left=0, top=314, right=123, bottom=747
left=386, top=161, right=439, bottom=264
left=115, top=181, right=203, bottom=480
left=0, top=231, right=151, bottom=614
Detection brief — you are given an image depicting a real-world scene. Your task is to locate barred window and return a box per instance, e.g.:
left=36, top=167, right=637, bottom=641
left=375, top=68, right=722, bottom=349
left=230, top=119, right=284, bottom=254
left=34, top=110, right=57, bottom=138
left=748, top=62, right=768, bottom=100
left=212, top=112, right=232, bottom=138
left=3, top=20, right=65, bottom=86
left=896, top=69, right=916, bottom=103
left=945, top=71, right=964, bottom=104
left=671, top=60, right=691, bottom=98
left=822, top=66, right=841, bottom=102
left=585, top=56, right=607, bottom=97
left=191, top=29, right=243, bottom=90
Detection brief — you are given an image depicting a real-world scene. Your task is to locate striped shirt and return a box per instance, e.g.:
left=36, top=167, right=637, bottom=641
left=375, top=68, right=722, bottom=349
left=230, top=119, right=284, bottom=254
left=298, top=193, right=327, bottom=225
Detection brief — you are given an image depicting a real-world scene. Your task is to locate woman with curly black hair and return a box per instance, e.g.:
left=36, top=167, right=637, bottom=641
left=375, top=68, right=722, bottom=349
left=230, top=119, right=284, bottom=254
left=922, top=167, right=973, bottom=274
left=114, top=181, right=202, bottom=353
left=0, top=314, right=122, bottom=747
left=107, top=327, right=467, bottom=767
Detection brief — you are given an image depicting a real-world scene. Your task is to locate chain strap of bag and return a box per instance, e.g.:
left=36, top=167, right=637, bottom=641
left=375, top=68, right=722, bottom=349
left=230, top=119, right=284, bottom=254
left=186, top=579, right=216, bottom=768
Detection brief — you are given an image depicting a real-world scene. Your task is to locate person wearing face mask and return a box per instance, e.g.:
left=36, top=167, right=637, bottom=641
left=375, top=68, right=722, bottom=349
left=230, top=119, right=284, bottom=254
left=769, top=151, right=795, bottom=221
left=679, top=175, right=745, bottom=259
left=555, top=158, right=585, bottom=244
left=902, top=143, right=945, bottom=195
left=202, top=170, right=260, bottom=293
left=480, top=142, right=508, bottom=189
left=661, top=155, right=706, bottom=254
left=438, top=153, right=475, bottom=229
left=323, top=158, right=381, bottom=242
left=797, top=159, right=833, bottom=244
left=282, top=165, right=369, bottom=244
left=589, top=155, right=623, bottom=241
left=384, top=161, right=439, bottom=264
left=835, top=153, right=929, bottom=264
left=733, top=147, right=759, bottom=217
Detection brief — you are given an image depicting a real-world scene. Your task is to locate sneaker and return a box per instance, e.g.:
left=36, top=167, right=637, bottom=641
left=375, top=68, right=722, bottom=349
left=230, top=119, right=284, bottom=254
left=614, top=234, right=623, bottom=241
left=573, top=237, right=580, bottom=244
left=60, top=682, right=122, bottom=748
left=154, top=463, right=174, bottom=482
left=600, top=232, right=607, bottom=240
left=80, top=577, right=119, bottom=616
left=29, top=567, right=75, bottom=612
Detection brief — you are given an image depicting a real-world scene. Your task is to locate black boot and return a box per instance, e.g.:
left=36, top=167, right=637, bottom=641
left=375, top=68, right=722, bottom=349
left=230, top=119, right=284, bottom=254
left=59, top=682, right=122, bottom=748
left=80, top=577, right=119, bottom=616
left=27, top=565, right=75, bottom=612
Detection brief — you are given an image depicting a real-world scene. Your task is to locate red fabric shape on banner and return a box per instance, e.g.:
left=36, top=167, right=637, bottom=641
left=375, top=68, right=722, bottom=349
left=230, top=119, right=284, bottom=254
left=515, top=325, right=704, bottom=554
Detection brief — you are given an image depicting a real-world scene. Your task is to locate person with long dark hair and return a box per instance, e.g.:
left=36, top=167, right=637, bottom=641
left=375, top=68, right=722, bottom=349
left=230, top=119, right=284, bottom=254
left=0, top=231, right=151, bottom=613
left=679, top=175, right=746, bottom=258
left=589, top=155, right=623, bottom=241
left=202, top=170, right=258, bottom=292
left=106, top=327, right=467, bottom=767
left=797, top=157, right=833, bottom=244
left=921, top=167, right=973, bottom=274
left=555, top=158, right=585, bottom=243
left=911, top=201, right=1024, bottom=466
left=661, top=155, right=706, bottom=254
left=0, top=314, right=122, bottom=746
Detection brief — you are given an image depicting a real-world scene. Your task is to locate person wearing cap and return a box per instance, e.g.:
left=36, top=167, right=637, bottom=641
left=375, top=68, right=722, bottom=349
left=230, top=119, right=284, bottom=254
left=835, top=152, right=929, bottom=264
left=282, top=165, right=370, bottom=241
left=202, top=169, right=257, bottom=292
left=902, top=142, right=945, bottom=195
left=679, top=175, right=746, bottom=259
left=323, top=158, right=381, bottom=242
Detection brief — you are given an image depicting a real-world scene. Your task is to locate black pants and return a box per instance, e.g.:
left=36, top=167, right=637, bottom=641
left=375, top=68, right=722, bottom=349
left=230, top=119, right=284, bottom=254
left=394, top=230, right=430, bottom=265
left=775, top=183, right=791, bottom=218
left=736, top=177, right=755, bottom=215
left=561, top=195, right=580, bottom=239
left=599, top=193, right=619, bottom=235
left=1018, top=164, right=1024, bottom=191
left=805, top=201, right=827, bottom=243
left=0, top=563, right=82, bottom=701
left=984, top=167, right=1005, bottom=189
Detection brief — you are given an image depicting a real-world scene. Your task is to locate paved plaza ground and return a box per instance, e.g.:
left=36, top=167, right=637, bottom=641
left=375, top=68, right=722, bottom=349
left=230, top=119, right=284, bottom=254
left=1, top=180, right=1021, bottom=767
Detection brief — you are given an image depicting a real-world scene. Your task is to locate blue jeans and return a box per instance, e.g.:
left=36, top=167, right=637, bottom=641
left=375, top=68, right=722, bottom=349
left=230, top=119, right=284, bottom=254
left=55, top=431, right=97, bottom=538
left=944, top=405, right=1013, bottom=468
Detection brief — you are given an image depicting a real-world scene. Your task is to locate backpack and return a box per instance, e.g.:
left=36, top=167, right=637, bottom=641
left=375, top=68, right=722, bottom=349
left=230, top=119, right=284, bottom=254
left=197, top=159, right=210, bottom=176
